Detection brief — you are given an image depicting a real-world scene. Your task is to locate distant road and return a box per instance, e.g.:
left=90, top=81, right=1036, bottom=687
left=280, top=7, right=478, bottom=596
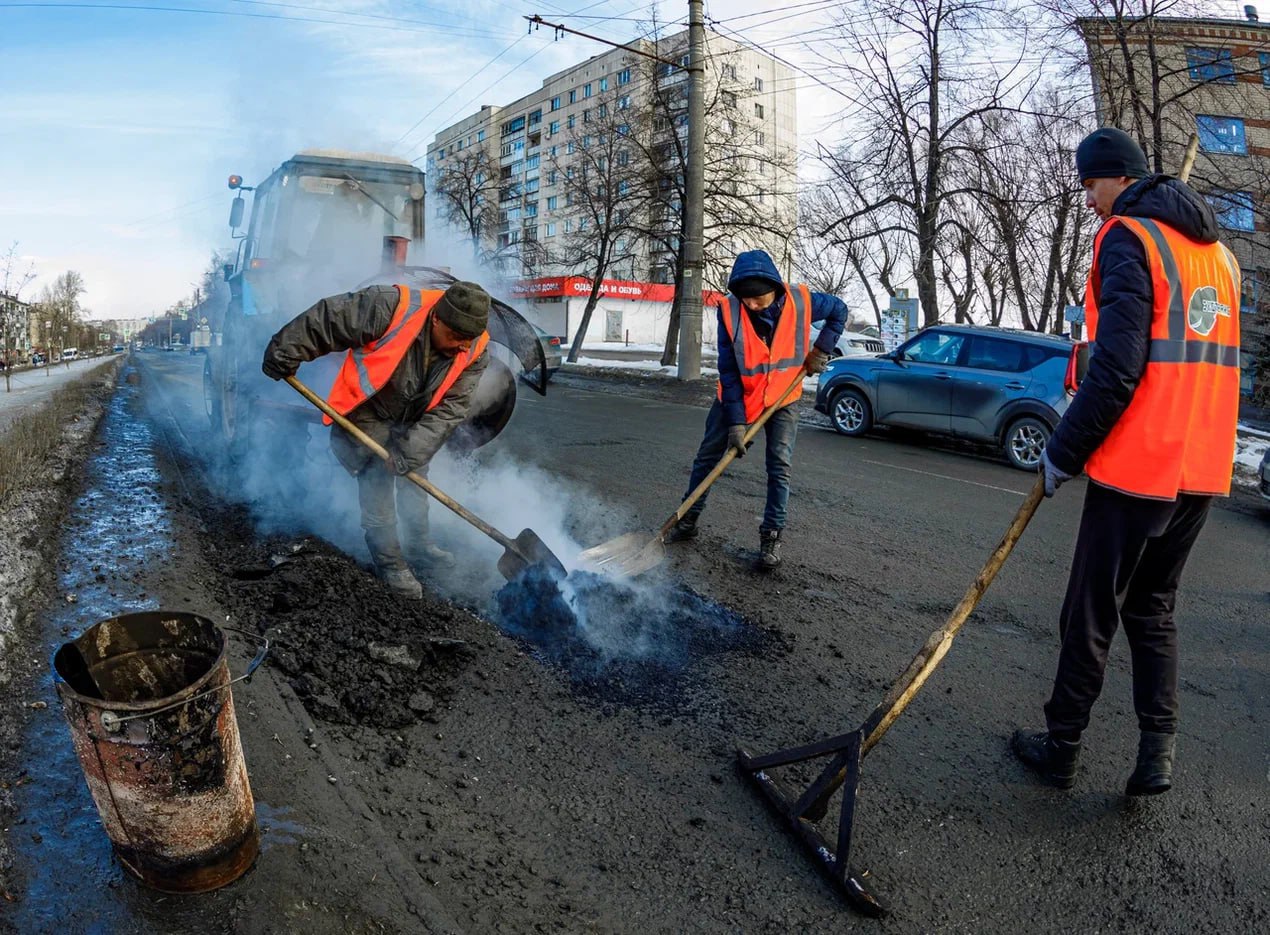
left=0, top=354, right=124, bottom=434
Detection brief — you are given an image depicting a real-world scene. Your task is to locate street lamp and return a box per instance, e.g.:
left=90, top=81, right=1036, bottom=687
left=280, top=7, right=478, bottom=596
left=44, top=320, right=51, bottom=376
left=62, top=325, right=69, bottom=368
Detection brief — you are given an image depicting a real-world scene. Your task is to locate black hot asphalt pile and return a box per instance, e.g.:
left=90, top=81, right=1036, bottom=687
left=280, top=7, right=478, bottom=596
left=198, top=512, right=485, bottom=730
left=494, top=565, right=772, bottom=710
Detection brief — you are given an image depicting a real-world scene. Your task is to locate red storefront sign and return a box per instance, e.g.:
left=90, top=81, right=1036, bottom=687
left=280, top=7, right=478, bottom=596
left=512, top=276, right=727, bottom=307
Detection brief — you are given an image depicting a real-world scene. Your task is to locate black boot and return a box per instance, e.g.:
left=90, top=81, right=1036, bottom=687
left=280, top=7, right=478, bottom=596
left=665, top=516, right=699, bottom=544
left=756, top=528, right=782, bottom=571
left=1011, top=729, right=1080, bottom=789
left=1125, top=731, right=1175, bottom=796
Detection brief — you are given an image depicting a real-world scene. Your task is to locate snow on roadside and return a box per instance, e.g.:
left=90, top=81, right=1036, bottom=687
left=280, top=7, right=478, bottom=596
left=1233, top=422, right=1268, bottom=487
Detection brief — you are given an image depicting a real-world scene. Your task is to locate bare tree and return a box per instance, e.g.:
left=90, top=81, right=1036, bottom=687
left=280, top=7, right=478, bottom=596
left=1, top=242, right=36, bottom=391
left=430, top=145, right=503, bottom=263
left=548, top=91, right=649, bottom=362
left=812, top=0, right=1038, bottom=327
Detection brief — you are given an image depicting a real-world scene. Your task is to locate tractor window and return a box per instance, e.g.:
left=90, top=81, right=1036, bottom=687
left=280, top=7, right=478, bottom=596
left=290, top=177, right=411, bottom=271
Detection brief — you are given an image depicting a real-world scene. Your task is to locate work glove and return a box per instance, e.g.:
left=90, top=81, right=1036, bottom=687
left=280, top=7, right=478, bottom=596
left=727, top=424, right=749, bottom=459
left=261, top=354, right=296, bottom=382
left=804, top=347, right=830, bottom=375
left=387, top=444, right=412, bottom=476
left=1039, top=448, right=1073, bottom=498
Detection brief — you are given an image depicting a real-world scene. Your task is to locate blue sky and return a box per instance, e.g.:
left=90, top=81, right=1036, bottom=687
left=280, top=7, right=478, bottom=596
left=3, top=1, right=733, bottom=319
left=2, top=0, right=1241, bottom=320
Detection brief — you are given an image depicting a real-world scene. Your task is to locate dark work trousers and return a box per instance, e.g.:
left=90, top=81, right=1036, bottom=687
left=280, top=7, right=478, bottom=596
left=680, top=399, right=799, bottom=533
left=1043, top=482, right=1213, bottom=739
left=330, top=422, right=431, bottom=573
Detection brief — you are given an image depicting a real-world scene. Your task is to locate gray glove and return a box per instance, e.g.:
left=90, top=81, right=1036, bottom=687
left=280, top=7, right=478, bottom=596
left=387, top=444, right=412, bottom=476
left=804, top=347, right=830, bottom=375
left=1039, top=448, right=1073, bottom=498
left=727, top=424, right=748, bottom=458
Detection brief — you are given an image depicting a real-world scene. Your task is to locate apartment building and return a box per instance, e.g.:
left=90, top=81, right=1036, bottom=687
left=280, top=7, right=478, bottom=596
left=426, top=28, right=798, bottom=347
left=1081, top=7, right=1270, bottom=402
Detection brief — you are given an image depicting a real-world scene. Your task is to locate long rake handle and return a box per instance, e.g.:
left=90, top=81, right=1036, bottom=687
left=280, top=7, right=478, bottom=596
left=657, top=366, right=809, bottom=539
left=800, top=475, right=1046, bottom=818
left=285, top=375, right=518, bottom=552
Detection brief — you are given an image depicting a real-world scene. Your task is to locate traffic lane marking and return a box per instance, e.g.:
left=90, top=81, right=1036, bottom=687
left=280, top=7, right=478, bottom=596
left=861, top=458, right=1031, bottom=496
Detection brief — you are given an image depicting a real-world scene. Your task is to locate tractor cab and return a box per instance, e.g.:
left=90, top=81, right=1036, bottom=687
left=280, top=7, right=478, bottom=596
left=206, top=150, right=546, bottom=461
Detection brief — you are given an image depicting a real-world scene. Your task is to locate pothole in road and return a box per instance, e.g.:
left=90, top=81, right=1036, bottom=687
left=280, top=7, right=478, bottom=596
left=494, top=566, right=771, bottom=711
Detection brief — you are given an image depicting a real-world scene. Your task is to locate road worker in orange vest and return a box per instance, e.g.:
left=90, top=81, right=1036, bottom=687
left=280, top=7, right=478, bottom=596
left=666, top=249, right=849, bottom=571
left=261, top=282, right=491, bottom=599
left=1012, top=128, right=1241, bottom=795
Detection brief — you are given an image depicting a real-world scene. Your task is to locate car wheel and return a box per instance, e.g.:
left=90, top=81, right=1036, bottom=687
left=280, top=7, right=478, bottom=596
left=1004, top=416, right=1050, bottom=471
left=830, top=387, right=872, bottom=437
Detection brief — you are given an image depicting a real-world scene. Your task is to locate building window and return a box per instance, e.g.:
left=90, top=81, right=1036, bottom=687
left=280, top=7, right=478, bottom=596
left=565, top=193, right=574, bottom=207
left=584, top=83, right=592, bottom=98
left=756, top=131, right=765, bottom=146
left=1186, top=47, right=1236, bottom=83
left=680, top=54, right=690, bottom=67
left=657, top=62, right=675, bottom=78
left=1261, top=52, right=1270, bottom=87
left=721, top=118, right=733, bottom=135
left=754, top=76, right=764, bottom=92
left=583, top=109, right=591, bottom=123
left=754, top=103, right=764, bottom=119
left=1197, top=116, right=1246, bottom=155
left=526, top=154, right=540, bottom=169
left=547, top=196, right=558, bottom=210
left=619, top=68, right=631, bottom=85
left=600, top=77, right=609, bottom=92
left=564, top=219, right=573, bottom=233
left=550, top=96, right=561, bottom=111
left=617, top=149, right=629, bottom=166
left=618, top=95, right=631, bottom=110
left=723, top=91, right=736, bottom=108
left=501, top=116, right=525, bottom=136
left=549, top=120, right=559, bottom=134
left=568, top=114, right=576, bottom=129
left=567, top=140, right=576, bottom=154
left=547, top=170, right=556, bottom=184
left=584, top=135, right=592, bottom=148
left=723, top=64, right=737, bottom=80
left=477, top=129, right=485, bottom=142
left=569, top=89, right=577, bottom=104
left=546, top=222, right=556, bottom=237
left=525, top=178, right=540, bottom=194
left=528, top=109, right=542, bottom=126
left=1204, top=190, right=1256, bottom=231
left=618, top=180, right=629, bottom=196
left=597, top=103, right=607, bottom=118
left=525, top=202, right=538, bottom=217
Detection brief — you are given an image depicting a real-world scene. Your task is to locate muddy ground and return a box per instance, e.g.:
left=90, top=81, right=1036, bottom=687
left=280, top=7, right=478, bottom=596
left=1, top=359, right=1267, bottom=933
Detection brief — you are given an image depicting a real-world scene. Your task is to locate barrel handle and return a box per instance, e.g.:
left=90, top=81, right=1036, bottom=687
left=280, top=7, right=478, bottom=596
left=99, top=626, right=270, bottom=733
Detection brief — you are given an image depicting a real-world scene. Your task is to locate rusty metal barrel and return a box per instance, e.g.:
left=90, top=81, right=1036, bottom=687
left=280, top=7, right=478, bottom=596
left=53, top=611, right=265, bottom=893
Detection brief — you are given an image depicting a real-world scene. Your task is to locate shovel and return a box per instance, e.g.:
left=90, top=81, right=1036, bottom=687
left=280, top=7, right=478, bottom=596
left=579, top=366, right=809, bottom=577
left=285, top=375, right=566, bottom=582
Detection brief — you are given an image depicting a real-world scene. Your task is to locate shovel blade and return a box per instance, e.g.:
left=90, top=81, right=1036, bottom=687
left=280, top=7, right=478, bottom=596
left=577, top=532, right=666, bottom=578
left=497, top=528, right=568, bottom=582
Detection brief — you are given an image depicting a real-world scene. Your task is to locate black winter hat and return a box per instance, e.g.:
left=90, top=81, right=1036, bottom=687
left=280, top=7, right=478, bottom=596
left=730, top=277, right=780, bottom=298
left=1075, top=127, right=1149, bottom=182
left=435, top=281, right=490, bottom=337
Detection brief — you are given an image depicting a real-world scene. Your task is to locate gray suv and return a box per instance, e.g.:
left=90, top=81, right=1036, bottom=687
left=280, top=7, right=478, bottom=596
left=813, top=324, right=1087, bottom=470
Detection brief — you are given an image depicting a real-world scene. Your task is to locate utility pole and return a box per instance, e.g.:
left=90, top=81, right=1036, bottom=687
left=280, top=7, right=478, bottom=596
left=677, top=0, right=706, bottom=381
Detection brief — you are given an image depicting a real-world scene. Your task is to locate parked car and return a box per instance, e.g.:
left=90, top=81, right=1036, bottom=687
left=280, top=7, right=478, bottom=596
left=811, top=325, right=885, bottom=359
left=31, top=353, right=46, bottom=366
left=530, top=324, right=562, bottom=382
left=1260, top=447, right=1269, bottom=502
left=814, top=324, right=1087, bottom=471
left=61, top=347, right=79, bottom=361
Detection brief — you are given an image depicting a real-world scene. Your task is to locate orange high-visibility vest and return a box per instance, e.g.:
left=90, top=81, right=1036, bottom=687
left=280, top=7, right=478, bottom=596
left=1083, top=216, right=1241, bottom=499
left=324, top=285, right=490, bottom=425
left=717, top=283, right=812, bottom=423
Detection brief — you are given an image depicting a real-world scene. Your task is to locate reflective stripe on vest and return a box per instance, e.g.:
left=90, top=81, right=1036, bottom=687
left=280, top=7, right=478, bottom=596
left=324, top=285, right=488, bottom=424
left=716, top=284, right=811, bottom=423
left=1082, top=216, right=1241, bottom=499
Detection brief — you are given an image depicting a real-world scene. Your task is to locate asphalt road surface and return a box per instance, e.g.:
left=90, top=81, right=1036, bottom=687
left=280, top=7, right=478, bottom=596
left=6, top=352, right=1268, bottom=934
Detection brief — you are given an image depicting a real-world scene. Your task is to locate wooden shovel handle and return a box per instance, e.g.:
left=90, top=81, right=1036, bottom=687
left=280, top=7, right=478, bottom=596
left=658, top=366, right=809, bottom=538
left=284, top=375, right=516, bottom=550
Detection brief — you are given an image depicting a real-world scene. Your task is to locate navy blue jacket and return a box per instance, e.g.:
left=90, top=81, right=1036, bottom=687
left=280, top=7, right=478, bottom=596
left=717, top=250, right=849, bottom=426
left=1046, top=175, right=1222, bottom=476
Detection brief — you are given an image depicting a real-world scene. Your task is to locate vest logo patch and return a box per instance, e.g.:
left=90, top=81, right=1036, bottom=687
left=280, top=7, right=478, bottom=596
left=1186, top=286, right=1230, bottom=336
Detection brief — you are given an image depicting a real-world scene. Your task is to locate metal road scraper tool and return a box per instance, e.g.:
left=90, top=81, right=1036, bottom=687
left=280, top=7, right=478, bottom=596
left=738, top=476, right=1047, bottom=917
left=578, top=367, right=809, bottom=577
left=287, top=376, right=566, bottom=582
